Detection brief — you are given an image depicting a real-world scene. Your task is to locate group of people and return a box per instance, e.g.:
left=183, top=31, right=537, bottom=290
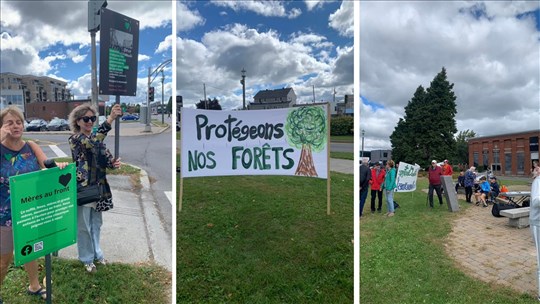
left=454, top=166, right=501, bottom=207
left=0, top=103, right=122, bottom=301
left=360, top=159, right=397, bottom=217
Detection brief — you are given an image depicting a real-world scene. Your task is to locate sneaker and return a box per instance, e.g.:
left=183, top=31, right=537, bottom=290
left=84, top=263, right=96, bottom=273
left=96, top=258, right=107, bottom=266
left=387, top=212, right=395, bottom=217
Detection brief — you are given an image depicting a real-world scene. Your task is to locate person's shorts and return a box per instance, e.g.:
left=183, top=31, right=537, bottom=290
left=0, top=225, right=14, bottom=254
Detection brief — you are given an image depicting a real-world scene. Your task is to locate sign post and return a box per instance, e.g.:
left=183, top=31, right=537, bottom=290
left=99, top=8, right=139, bottom=158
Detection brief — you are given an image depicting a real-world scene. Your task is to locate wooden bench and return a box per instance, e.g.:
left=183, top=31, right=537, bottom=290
left=500, top=207, right=530, bottom=228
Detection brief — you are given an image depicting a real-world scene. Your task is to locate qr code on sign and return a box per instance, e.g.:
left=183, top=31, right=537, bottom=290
left=34, top=241, right=44, bottom=252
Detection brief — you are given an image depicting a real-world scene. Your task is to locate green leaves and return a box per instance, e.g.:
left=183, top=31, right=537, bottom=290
left=285, top=106, right=327, bottom=152
left=390, top=67, right=458, bottom=167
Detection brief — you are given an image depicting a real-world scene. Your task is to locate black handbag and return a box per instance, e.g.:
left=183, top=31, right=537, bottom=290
left=76, top=142, right=104, bottom=206
left=77, top=184, right=103, bottom=206
left=491, top=202, right=515, bottom=217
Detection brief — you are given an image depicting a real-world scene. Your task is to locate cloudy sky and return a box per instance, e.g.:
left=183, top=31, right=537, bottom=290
left=360, top=1, right=540, bottom=151
left=177, top=0, right=354, bottom=110
left=0, top=0, right=173, bottom=105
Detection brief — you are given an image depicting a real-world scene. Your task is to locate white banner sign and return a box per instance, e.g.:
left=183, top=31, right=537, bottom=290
left=181, top=106, right=328, bottom=179
left=395, top=162, right=420, bottom=192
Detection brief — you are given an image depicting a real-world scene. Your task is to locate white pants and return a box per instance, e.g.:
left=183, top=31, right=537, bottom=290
left=531, top=225, right=540, bottom=298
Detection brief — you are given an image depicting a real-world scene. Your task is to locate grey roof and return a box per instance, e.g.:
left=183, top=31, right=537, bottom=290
left=253, top=88, right=293, bottom=100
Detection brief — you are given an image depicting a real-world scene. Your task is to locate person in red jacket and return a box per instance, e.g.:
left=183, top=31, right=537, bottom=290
left=442, top=159, right=453, bottom=176
left=428, top=160, right=444, bottom=207
left=369, top=162, right=386, bottom=213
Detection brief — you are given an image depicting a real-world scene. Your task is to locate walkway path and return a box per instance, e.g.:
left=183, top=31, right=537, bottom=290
left=446, top=188, right=536, bottom=296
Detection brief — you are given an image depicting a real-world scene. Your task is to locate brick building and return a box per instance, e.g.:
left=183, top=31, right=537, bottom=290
left=468, top=130, right=539, bottom=176
left=25, top=100, right=105, bottom=121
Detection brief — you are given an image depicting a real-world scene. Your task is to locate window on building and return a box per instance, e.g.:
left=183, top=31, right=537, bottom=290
left=383, top=152, right=388, bottom=158
left=504, top=153, right=512, bottom=174
left=517, top=151, right=525, bottom=174
left=482, top=150, right=489, bottom=168
left=473, top=152, right=479, bottom=167
left=493, top=149, right=500, bottom=164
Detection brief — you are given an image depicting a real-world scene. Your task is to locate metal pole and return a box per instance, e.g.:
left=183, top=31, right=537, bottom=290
left=45, top=254, right=52, bottom=304
left=144, top=66, right=151, bottom=132
left=203, top=83, right=207, bottom=109
left=161, top=71, right=164, bottom=124
left=114, top=95, right=120, bottom=159
left=91, top=31, right=99, bottom=128
left=361, top=129, right=365, bottom=159
left=241, top=68, right=246, bottom=110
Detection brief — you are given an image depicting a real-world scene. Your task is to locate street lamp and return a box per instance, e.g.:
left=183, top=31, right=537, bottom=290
left=361, top=129, right=365, bottom=159
left=241, top=68, right=246, bottom=110
left=161, top=70, right=164, bottom=124
left=145, top=58, right=172, bottom=132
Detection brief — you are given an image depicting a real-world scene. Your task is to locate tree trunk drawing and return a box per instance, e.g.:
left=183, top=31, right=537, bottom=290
left=295, top=144, right=318, bottom=177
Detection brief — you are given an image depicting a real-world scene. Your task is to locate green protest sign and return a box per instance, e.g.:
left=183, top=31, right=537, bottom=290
left=9, top=164, right=77, bottom=266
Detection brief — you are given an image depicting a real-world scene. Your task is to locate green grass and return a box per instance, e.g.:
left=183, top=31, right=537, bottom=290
left=330, top=135, right=353, bottom=143
left=330, top=152, right=354, bottom=160
left=1, top=258, right=170, bottom=304
left=150, top=119, right=169, bottom=128
left=53, top=157, right=141, bottom=176
left=360, top=177, right=537, bottom=304
left=178, top=173, right=353, bottom=303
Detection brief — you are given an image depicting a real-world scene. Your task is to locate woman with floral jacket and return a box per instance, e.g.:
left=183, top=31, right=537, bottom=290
left=68, top=103, right=122, bottom=273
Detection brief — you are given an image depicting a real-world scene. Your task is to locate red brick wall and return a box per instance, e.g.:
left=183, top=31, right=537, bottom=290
left=468, top=130, right=540, bottom=176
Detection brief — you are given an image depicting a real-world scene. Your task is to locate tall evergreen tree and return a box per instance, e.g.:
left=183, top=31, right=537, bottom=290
left=390, top=67, right=458, bottom=168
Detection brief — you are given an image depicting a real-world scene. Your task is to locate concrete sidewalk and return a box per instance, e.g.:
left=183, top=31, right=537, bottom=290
left=446, top=190, right=536, bottom=297
left=330, top=158, right=354, bottom=174
left=57, top=168, right=172, bottom=272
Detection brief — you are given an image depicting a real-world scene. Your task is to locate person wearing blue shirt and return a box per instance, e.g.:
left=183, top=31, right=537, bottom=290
left=474, top=176, right=490, bottom=207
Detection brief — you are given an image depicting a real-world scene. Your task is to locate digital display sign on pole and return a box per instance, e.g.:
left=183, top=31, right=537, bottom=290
left=99, top=8, right=139, bottom=96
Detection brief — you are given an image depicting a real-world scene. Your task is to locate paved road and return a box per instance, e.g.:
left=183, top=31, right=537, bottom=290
left=25, top=120, right=173, bottom=233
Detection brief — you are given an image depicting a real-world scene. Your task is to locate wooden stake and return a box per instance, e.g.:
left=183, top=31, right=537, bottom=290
left=327, top=103, right=331, bottom=215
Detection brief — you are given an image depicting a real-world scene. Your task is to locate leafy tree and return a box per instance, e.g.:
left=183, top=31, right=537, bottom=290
left=390, top=67, right=457, bottom=168
left=455, top=129, right=476, bottom=166
left=196, top=98, right=222, bottom=110
left=285, top=106, right=327, bottom=177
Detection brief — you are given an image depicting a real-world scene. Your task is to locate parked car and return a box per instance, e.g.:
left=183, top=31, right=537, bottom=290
left=26, top=119, right=48, bottom=131
left=121, top=114, right=139, bottom=121
left=46, top=118, right=69, bottom=131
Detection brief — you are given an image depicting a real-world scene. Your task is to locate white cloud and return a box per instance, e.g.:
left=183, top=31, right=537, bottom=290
left=177, top=21, right=353, bottom=110
left=329, top=1, right=353, bottom=37
left=139, top=54, right=151, bottom=61
left=360, top=1, right=540, bottom=151
left=177, top=2, right=205, bottom=32
left=156, top=35, right=173, bottom=54
left=210, top=1, right=302, bottom=19
left=66, top=49, right=86, bottom=63
left=305, top=1, right=325, bottom=11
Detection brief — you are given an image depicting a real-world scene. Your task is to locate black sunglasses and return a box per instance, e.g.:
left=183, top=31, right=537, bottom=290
left=80, top=116, right=97, bottom=123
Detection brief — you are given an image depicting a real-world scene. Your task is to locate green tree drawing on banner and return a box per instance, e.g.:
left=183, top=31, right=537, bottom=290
left=285, top=106, right=327, bottom=177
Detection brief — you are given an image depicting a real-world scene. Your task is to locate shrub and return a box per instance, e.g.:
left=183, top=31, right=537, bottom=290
left=330, top=115, right=353, bottom=136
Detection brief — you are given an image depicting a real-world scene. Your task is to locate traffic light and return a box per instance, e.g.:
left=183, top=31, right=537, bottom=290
left=148, top=87, right=154, bottom=102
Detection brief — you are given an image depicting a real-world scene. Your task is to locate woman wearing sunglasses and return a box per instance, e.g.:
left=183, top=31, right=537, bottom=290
left=68, top=103, right=122, bottom=273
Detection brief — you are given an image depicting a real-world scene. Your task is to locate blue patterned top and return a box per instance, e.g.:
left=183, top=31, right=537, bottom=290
left=0, top=142, right=41, bottom=227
